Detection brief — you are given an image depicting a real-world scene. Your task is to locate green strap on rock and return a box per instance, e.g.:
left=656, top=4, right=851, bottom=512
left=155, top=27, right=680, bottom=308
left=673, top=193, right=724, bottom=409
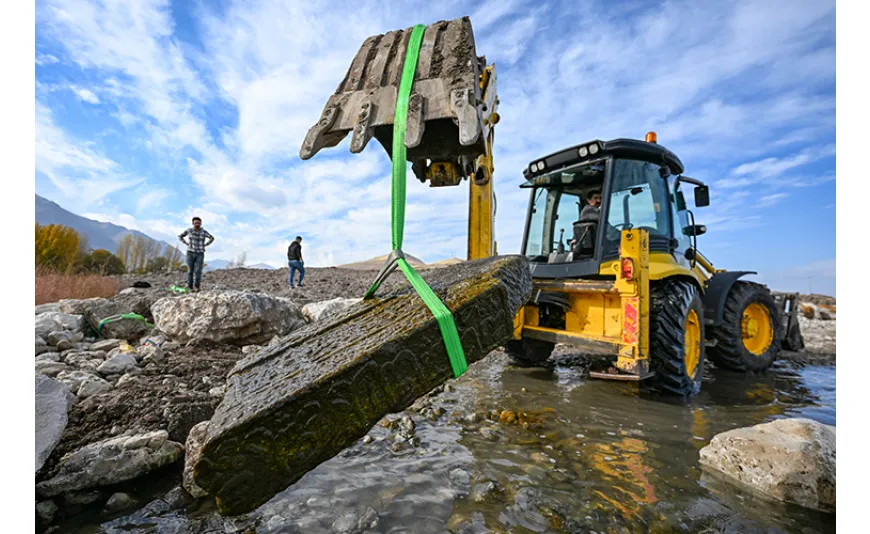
left=363, top=23, right=469, bottom=378
left=97, top=313, right=153, bottom=333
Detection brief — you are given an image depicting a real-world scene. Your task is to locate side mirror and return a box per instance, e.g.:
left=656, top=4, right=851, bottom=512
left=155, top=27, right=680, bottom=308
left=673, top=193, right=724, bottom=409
left=683, top=224, right=707, bottom=237
left=694, top=186, right=710, bottom=207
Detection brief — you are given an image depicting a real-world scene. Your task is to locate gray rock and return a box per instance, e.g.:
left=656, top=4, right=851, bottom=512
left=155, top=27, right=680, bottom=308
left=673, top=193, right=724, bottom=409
left=63, top=490, right=105, bottom=506
left=35, top=343, right=53, bottom=356
left=44, top=312, right=85, bottom=332
left=152, top=290, right=306, bottom=346
left=35, top=360, right=71, bottom=377
left=36, top=302, right=62, bottom=315
left=77, top=375, right=113, bottom=399
left=699, top=418, right=835, bottom=512
left=97, top=352, right=139, bottom=376
left=36, top=430, right=184, bottom=497
left=59, top=297, right=109, bottom=316
left=36, top=315, right=64, bottom=339
left=36, top=500, right=58, bottom=526
left=104, top=492, right=138, bottom=513
left=182, top=421, right=210, bottom=499
left=83, top=293, right=161, bottom=341
left=301, top=297, right=362, bottom=323
left=91, top=338, right=123, bottom=352
left=36, top=352, right=61, bottom=362
left=358, top=507, right=379, bottom=531
left=471, top=480, right=503, bottom=503
left=138, top=344, right=164, bottom=365
left=449, top=468, right=471, bottom=487
left=332, top=513, right=359, bottom=533
left=36, top=374, right=75, bottom=472
left=117, top=373, right=144, bottom=388
left=64, top=351, right=107, bottom=367
left=47, top=330, right=73, bottom=347
left=56, top=370, right=97, bottom=395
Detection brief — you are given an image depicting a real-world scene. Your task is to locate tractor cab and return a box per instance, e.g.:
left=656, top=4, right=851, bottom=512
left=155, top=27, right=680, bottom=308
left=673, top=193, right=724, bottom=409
left=520, top=133, right=710, bottom=280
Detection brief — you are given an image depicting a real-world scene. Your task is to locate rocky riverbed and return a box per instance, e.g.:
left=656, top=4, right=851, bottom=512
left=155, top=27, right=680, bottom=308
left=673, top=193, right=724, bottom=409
left=35, top=266, right=836, bottom=533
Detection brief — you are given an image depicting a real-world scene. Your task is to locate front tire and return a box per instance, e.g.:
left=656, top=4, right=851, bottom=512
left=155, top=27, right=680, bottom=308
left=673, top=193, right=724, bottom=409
left=506, top=338, right=555, bottom=366
left=649, top=279, right=706, bottom=396
left=708, top=281, right=781, bottom=372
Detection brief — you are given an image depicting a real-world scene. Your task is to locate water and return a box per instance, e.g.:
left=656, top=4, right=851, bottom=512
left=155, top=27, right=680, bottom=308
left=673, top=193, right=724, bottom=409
left=81, top=354, right=835, bottom=534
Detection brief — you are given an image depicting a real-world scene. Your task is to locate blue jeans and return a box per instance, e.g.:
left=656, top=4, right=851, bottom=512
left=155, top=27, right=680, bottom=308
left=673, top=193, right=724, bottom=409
left=187, top=251, right=204, bottom=288
left=288, top=260, right=305, bottom=286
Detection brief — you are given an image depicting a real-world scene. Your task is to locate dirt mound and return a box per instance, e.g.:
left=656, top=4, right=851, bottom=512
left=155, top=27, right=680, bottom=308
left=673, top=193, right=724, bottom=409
left=337, top=253, right=427, bottom=271
left=801, top=294, right=836, bottom=307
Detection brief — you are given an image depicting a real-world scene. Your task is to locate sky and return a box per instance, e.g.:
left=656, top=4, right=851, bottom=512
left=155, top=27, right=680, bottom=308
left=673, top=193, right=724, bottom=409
left=34, top=0, right=836, bottom=296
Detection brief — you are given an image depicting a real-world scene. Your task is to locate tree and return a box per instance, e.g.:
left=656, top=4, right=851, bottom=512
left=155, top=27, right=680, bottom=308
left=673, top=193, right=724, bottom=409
left=35, top=223, right=82, bottom=271
left=82, top=249, right=126, bottom=275
left=162, top=244, right=184, bottom=271
left=227, top=251, right=247, bottom=269
left=116, top=234, right=133, bottom=271
left=146, top=256, right=171, bottom=273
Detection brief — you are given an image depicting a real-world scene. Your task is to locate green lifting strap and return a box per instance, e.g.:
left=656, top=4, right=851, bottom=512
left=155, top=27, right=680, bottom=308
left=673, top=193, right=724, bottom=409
left=363, top=23, right=469, bottom=379
left=97, top=313, right=153, bottom=333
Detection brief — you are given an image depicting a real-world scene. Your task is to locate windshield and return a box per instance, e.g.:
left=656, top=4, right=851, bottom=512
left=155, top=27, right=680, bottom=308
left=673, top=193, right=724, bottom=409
left=603, top=158, right=671, bottom=252
left=523, top=160, right=605, bottom=259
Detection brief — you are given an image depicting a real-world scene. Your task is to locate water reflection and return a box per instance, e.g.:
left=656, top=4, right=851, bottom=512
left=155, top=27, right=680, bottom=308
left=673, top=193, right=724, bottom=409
left=78, top=353, right=834, bottom=534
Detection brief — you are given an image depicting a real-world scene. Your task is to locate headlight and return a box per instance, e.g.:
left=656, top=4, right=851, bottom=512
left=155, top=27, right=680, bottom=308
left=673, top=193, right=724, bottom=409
left=578, top=146, right=588, bottom=157
left=537, top=160, right=546, bottom=170
left=589, top=143, right=599, bottom=155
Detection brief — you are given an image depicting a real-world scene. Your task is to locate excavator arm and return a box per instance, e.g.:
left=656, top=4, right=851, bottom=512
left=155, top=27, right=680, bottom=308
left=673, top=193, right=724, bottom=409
left=300, top=17, right=498, bottom=260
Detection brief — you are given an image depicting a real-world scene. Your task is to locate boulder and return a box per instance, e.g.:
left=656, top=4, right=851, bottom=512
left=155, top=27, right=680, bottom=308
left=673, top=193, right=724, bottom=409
left=36, top=374, right=75, bottom=472
left=96, top=352, right=139, bottom=376
left=152, top=291, right=306, bottom=346
left=36, top=430, right=184, bottom=497
left=36, top=302, right=62, bottom=314
left=182, top=422, right=210, bottom=499
left=301, top=297, right=362, bottom=323
left=44, top=312, right=85, bottom=332
left=193, top=256, right=532, bottom=515
left=699, top=418, right=835, bottom=512
left=79, top=292, right=163, bottom=341
left=77, top=375, right=113, bottom=399
left=35, top=315, right=64, bottom=340
left=60, top=297, right=109, bottom=316
left=35, top=361, right=71, bottom=377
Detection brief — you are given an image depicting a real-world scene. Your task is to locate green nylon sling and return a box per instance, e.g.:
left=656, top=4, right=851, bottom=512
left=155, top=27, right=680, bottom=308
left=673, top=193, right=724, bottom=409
left=363, top=23, right=469, bottom=378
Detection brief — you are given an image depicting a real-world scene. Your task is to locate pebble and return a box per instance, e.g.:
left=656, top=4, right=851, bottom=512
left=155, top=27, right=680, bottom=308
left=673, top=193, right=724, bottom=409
left=362, top=435, right=374, bottom=444
left=104, top=492, right=137, bottom=513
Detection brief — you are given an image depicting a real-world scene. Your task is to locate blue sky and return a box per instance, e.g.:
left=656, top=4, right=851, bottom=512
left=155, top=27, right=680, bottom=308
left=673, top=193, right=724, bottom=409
left=34, top=0, right=835, bottom=295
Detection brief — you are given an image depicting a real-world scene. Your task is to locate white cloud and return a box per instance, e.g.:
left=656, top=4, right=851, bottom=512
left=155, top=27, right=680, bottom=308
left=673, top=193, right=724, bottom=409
left=35, top=0, right=836, bottom=267
left=70, top=85, right=100, bottom=104
left=755, top=192, right=789, bottom=207
left=36, top=53, right=59, bottom=65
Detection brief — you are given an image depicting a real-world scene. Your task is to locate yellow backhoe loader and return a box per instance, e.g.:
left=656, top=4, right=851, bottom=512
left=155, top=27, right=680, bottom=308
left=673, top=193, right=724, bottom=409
left=300, top=16, right=801, bottom=395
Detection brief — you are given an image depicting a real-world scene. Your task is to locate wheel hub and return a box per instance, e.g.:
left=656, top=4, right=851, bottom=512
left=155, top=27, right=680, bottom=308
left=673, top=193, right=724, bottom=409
left=741, top=303, right=773, bottom=356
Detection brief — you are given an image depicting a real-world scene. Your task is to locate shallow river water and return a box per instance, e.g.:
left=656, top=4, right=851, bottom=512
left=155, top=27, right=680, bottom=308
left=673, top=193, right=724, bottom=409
left=75, top=352, right=835, bottom=534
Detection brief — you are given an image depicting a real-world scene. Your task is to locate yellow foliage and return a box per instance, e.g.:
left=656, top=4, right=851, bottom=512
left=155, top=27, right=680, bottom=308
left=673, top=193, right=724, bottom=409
left=35, top=223, right=82, bottom=271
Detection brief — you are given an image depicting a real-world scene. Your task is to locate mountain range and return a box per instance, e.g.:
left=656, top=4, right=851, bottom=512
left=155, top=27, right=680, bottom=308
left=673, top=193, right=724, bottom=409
left=36, top=194, right=175, bottom=255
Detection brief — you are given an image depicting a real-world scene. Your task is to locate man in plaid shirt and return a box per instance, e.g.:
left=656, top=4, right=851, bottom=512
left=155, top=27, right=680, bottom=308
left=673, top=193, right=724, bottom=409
left=178, top=216, right=215, bottom=292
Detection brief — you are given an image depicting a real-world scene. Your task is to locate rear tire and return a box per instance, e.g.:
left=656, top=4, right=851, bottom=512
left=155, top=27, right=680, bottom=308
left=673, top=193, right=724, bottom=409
left=649, top=279, right=706, bottom=396
left=506, top=338, right=555, bottom=366
left=708, top=281, right=781, bottom=372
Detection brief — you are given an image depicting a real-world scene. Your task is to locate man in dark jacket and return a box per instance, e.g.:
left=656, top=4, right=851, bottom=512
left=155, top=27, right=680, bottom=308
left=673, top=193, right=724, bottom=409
left=287, top=236, right=304, bottom=289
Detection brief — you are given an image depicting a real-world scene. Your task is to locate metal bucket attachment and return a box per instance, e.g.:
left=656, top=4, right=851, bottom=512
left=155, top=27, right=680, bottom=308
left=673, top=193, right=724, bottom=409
left=300, top=17, right=488, bottom=169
